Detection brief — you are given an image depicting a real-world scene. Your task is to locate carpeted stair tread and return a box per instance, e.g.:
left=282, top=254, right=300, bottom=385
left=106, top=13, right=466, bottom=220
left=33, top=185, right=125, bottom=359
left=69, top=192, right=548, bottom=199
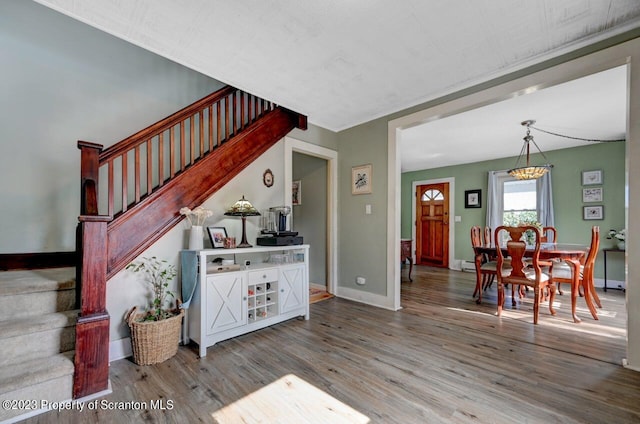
left=0, top=310, right=78, bottom=338
left=0, top=351, right=74, bottom=395
left=0, top=268, right=75, bottom=296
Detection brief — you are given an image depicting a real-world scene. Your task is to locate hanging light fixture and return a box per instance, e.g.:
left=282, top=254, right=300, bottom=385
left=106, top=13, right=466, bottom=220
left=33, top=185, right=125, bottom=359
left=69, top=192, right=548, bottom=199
left=508, top=120, right=552, bottom=180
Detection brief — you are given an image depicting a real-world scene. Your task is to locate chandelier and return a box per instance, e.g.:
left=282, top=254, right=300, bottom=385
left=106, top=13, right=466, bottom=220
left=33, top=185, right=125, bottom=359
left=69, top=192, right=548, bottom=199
left=508, top=120, right=552, bottom=180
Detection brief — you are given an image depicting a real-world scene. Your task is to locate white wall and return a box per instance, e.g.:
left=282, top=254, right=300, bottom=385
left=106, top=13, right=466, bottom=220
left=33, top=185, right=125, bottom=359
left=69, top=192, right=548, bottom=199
left=108, top=140, right=286, bottom=359
left=0, top=0, right=224, bottom=253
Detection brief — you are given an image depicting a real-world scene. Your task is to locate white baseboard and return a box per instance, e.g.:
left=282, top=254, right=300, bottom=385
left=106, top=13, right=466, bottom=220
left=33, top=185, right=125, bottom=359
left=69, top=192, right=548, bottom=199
left=593, top=278, right=626, bottom=290
left=309, top=282, right=327, bottom=291
left=335, top=286, right=398, bottom=311
left=109, top=337, right=132, bottom=362
left=109, top=335, right=188, bottom=363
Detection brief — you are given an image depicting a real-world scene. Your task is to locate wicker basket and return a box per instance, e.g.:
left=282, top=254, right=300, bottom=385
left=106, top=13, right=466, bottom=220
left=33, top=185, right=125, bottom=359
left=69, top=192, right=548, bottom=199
left=127, top=307, right=184, bottom=365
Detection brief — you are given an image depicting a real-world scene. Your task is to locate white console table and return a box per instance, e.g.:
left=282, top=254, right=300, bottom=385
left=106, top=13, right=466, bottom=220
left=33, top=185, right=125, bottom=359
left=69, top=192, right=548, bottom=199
left=184, top=245, right=310, bottom=357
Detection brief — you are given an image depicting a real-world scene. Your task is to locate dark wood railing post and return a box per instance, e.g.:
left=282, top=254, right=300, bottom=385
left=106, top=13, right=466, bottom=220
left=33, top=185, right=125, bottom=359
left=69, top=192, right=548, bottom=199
left=75, top=140, right=112, bottom=399
left=74, top=216, right=111, bottom=399
left=78, top=141, right=104, bottom=215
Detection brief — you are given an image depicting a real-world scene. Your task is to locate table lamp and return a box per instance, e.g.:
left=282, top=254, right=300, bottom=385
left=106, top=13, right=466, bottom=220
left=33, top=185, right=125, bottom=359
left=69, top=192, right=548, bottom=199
left=224, top=195, right=261, bottom=248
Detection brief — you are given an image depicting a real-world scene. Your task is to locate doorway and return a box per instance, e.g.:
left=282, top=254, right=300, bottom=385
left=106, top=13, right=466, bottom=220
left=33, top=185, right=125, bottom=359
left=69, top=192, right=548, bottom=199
left=293, top=152, right=328, bottom=291
left=389, top=43, right=637, bottom=364
left=416, top=182, right=449, bottom=267
left=284, top=137, right=338, bottom=296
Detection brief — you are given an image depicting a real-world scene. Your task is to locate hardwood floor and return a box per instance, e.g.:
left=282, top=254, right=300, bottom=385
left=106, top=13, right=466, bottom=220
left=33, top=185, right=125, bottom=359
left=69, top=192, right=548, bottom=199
left=23, top=266, right=639, bottom=423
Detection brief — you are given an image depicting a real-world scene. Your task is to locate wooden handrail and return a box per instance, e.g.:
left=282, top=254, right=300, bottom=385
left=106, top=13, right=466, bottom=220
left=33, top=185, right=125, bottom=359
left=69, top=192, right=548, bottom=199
left=94, top=86, right=274, bottom=218
left=72, top=84, right=306, bottom=400
left=99, top=86, right=236, bottom=161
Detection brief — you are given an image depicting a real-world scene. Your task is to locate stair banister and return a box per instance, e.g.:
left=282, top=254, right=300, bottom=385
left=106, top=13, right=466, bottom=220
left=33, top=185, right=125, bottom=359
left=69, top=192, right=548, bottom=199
left=74, top=141, right=112, bottom=398
left=73, top=85, right=307, bottom=400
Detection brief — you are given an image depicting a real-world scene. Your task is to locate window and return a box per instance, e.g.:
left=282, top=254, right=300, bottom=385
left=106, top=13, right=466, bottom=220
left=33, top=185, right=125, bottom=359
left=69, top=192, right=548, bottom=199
left=503, top=179, right=537, bottom=225
left=421, top=189, right=444, bottom=201
left=486, top=170, right=553, bottom=234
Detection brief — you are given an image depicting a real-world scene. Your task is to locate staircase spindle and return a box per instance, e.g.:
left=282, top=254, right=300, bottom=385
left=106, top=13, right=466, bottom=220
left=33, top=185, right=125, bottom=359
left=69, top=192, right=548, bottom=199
left=121, top=154, right=128, bottom=213
left=158, top=133, right=164, bottom=187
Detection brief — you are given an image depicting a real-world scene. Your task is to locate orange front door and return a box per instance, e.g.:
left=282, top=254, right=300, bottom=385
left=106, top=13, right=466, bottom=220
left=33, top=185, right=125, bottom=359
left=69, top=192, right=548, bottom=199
left=416, top=183, right=449, bottom=267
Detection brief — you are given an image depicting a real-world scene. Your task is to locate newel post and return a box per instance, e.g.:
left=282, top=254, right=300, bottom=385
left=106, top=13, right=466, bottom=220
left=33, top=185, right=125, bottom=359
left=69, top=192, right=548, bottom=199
left=74, top=141, right=112, bottom=399
left=74, top=216, right=111, bottom=398
left=78, top=140, right=103, bottom=215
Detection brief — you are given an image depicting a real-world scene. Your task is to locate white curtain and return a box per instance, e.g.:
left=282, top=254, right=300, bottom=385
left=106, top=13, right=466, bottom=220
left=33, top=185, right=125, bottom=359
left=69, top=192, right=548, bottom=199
left=536, top=171, right=555, bottom=227
left=486, top=170, right=508, bottom=234
left=486, top=170, right=555, bottom=234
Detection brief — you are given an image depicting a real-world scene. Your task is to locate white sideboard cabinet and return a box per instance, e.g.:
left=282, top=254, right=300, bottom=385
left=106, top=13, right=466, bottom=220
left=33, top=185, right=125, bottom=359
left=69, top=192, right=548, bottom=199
left=185, top=245, right=309, bottom=357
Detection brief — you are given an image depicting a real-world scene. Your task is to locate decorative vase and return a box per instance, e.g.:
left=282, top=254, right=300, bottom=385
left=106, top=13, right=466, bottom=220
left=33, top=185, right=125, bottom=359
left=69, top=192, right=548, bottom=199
left=189, top=225, right=204, bottom=250
left=617, top=241, right=626, bottom=250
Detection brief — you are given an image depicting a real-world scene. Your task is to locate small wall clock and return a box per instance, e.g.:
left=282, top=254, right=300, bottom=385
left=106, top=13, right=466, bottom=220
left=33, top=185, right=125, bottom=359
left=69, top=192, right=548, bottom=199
left=263, top=169, right=274, bottom=187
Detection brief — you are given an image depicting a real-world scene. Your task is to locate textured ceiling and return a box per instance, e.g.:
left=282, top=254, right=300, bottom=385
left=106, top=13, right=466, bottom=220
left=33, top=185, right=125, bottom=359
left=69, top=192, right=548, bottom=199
left=32, top=1, right=640, bottom=169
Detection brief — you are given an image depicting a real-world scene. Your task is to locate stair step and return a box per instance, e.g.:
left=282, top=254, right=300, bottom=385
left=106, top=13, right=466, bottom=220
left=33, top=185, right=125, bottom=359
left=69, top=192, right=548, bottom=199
left=0, top=352, right=74, bottom=422
left=0, top=268, right=76, bottom=320
left=0, top=311, right=77, bottom=370
left=0, top=268, right=75, bottom=295
left=0, top=309, right=78, bottom=339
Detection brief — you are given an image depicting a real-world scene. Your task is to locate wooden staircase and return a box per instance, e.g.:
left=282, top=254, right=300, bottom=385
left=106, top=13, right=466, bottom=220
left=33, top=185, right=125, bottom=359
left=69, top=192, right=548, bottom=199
left=0, top=85, right=306, bottom=413
left=75, top=85, right=306, bottom=399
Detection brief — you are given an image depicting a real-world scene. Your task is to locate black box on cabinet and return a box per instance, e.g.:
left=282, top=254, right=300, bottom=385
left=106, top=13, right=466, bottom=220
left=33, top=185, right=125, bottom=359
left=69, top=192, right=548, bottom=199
left=256, top=236, right=303, bottom=246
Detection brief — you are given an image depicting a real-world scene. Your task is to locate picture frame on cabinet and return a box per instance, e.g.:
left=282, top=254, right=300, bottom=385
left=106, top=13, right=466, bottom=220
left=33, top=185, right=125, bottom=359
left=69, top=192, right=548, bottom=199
left=207, top=226, right=228, bottom=248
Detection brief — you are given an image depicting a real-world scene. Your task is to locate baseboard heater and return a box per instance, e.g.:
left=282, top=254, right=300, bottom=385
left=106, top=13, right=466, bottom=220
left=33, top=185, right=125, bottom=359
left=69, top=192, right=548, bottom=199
left=461, top=261, right=476, bottom=272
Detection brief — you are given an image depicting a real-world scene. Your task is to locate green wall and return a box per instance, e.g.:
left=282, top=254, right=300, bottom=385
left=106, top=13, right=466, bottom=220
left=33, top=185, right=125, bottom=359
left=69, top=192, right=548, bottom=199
left=401, top=142, right=626, bottom=280
left=337, top=120, right=389, bottom=295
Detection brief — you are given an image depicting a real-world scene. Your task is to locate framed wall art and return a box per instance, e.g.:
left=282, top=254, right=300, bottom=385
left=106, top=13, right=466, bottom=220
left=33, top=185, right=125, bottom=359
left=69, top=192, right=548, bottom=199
left=207, top=226, right=228, bottom=248
left=465, top=189, right=481, bottom=208
left=582, top=169, right=603, bottom=185
left=583, top=205, right=604, bottom=220
left=352, top=164, right=372, bottom=195
left=582, top=187, right=603, bottom=203
left=292, top=180, right=301, bottom=205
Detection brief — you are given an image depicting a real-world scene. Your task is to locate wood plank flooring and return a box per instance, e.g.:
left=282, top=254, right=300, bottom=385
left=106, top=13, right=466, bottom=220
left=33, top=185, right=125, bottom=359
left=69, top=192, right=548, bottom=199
left=22, top=266, right=639, bottom=423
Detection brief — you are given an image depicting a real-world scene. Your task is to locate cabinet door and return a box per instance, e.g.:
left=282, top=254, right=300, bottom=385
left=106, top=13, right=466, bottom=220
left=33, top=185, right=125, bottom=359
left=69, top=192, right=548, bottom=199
left=279, top=264, right=305, bottom=314
left=206, top=272, right=247, bottom=335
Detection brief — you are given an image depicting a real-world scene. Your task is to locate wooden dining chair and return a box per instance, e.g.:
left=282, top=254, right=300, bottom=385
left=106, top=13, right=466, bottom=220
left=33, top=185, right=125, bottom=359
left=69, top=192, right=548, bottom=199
left=550, top=226, right=602, bottom=308
left=495, top=225, right=556, bottom=324
left=471, top=226, right=498, bottom=304
left=541, top=226, right=557, bottom=243
left=484, top=226, right=492, bottom=246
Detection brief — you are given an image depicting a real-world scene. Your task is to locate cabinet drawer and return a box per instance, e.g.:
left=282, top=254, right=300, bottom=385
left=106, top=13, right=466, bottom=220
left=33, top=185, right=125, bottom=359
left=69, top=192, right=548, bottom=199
left=248, top=268, right=279, bottom=284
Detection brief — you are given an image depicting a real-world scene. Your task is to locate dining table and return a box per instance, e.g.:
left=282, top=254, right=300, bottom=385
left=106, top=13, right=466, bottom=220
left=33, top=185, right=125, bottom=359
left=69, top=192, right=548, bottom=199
left=475, top=243, right=598, bottom=323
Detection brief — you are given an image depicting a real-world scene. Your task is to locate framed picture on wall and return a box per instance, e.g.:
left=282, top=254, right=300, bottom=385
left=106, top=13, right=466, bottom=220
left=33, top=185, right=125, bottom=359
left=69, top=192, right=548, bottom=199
left=582, top=187, right=603, bottom=202
left=352, top=164, right=372, bottom=195
left=465, top=189, right=481, bottom=208
left=583, top=205, right=604, bottom=220
left=292, top=180, right=301, bottom=205
left=582, top=169, right=603, bottom=185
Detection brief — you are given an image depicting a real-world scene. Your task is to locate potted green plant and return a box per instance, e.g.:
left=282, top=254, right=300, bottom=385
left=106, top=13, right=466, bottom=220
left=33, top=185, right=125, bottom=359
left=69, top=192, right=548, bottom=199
left=126, top=256, right=184, bottom=365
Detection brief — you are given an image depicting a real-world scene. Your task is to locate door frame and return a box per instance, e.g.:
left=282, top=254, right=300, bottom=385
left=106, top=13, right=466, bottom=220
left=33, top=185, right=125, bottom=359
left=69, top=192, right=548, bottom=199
left=284, top=136, right=338, bottom=295
left=411, top=178, right=455, bottom=269
left=388, top=38, right=639, bottom=365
